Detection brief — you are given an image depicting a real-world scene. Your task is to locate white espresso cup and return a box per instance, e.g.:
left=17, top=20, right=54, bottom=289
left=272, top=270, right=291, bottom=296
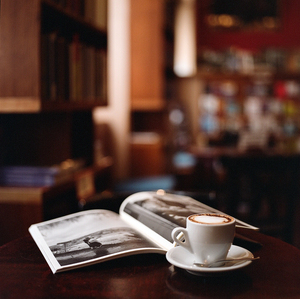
left=171, top=213, right=235, bottom=265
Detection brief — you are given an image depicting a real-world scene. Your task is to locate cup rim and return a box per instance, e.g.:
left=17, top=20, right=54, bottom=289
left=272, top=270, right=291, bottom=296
left=187, top=213, right=235, bottom=226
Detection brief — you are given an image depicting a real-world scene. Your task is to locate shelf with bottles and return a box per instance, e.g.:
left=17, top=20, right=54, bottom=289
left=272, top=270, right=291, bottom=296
left=197, top=71, right=300, bottom=150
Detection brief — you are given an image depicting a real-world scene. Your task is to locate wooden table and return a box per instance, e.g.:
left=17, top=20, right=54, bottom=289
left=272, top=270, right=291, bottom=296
left=1, top=228, right=300, bottom=298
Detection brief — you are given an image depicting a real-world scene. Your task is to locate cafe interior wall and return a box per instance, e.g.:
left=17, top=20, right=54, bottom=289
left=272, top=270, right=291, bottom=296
left=93, top=0, right=300, bottom=179
left=91, top=0, right=300, bottom=247
left=175, top=0, right=300, bottom=147
left=180, top=0, right=300, bottom=248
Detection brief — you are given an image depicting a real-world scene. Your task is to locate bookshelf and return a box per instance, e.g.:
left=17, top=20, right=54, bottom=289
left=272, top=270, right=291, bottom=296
left=0, top=0, right=108, bottom=165
left=0, top=0, right=110, bottom=244
left=0, top=0, right=107, bottom=112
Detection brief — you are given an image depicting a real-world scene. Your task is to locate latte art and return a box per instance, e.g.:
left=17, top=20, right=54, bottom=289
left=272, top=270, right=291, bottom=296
left=172, top=213, right=235, bottom=265
left=189, top=213, right=234, bottom=224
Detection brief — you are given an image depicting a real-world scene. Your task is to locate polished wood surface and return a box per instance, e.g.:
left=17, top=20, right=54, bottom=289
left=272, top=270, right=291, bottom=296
left=1, top=228, right=300, bottom=298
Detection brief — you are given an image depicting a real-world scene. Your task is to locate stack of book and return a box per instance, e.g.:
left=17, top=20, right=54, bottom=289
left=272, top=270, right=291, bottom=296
left=0, top=159, right=85, bottom=187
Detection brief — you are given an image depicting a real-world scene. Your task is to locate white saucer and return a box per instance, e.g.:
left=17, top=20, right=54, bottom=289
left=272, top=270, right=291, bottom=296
left=166, top=245, right=254, bottom=276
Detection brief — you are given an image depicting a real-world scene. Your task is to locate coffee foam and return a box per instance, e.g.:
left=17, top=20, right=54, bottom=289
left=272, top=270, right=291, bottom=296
left=189, top=214, right=234, bottom=224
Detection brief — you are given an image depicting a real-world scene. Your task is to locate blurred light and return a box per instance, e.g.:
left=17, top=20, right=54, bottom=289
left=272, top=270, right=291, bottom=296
left=174, top=0, right=197, bottom=77
left=218, top=14, right=234, bottom=27
left=169, top=109, right=184, bottom=125
left=156, top=189, right=166, bottom=196
left=206, top=14, right=219, bottom=27
left=263, top=17, right=277, bottom=29
left=207, top=14, right=240, bottom=28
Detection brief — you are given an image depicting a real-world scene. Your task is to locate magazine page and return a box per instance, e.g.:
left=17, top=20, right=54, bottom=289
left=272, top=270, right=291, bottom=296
left=119, top=191, right=259, bottom=250
left=29, top=209, right=166, bottom=274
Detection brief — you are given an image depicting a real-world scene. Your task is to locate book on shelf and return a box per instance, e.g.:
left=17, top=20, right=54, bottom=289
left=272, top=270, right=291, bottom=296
left=69, top=34, right=83, bottom=102
left=41, top=31, right=107, bottom=103
left=56, top=35, right=69, bottom=101
left=0, top=159, right=85, bottom=187
left=48, top=32, right=58, bottom=101
left=41, top=31, right=70, bottom=102
left=82, top=45, right=96, bottom=101
left=95, top=48, right=107, bottom=103
left=41, top=33, right=50, bottom=101
left=29, top=191, right=258, bottom=274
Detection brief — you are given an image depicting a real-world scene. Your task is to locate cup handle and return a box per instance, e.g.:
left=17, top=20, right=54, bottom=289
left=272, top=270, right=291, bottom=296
left=171, top=227, right=193, bottom=253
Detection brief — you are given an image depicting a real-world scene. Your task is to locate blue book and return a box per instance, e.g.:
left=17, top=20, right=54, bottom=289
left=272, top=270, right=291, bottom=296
left=0, top=166, right=71, bottom=187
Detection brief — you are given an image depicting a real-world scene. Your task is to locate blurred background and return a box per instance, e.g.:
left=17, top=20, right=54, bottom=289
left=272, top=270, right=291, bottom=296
left=1, top=0, right=300, bottom=249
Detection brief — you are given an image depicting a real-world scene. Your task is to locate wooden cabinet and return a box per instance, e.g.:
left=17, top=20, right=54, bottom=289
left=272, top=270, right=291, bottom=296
left=130, top=0, right=165, bottom=111
left=129, top=0, right=168, bottom=177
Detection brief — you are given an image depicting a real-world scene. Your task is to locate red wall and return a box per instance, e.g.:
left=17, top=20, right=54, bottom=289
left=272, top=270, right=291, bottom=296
left=197, top=0, right=300, bottom=52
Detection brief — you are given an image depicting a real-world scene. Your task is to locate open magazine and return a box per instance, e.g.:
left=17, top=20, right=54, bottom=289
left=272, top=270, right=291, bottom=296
left=29, top=191, right=258, bottom=273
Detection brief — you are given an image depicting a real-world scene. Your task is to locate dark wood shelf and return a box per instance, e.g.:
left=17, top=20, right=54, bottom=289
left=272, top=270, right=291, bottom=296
left=0, top=0, right=109, bottom=171
left=41, top=100, right=107, bottom=112
left=42, top=0, right=107, bottom=48
left=0, top=0, right=107, bottom=113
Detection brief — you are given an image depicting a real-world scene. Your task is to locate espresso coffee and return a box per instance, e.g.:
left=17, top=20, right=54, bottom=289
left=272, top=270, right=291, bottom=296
left=189, top=213, right=234, bottom=225
left=172, top=213, right=236, bottom=264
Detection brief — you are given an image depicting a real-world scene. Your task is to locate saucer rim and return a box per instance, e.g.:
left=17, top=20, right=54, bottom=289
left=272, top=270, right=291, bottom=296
left=166, top=244, right=254, bottom=274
